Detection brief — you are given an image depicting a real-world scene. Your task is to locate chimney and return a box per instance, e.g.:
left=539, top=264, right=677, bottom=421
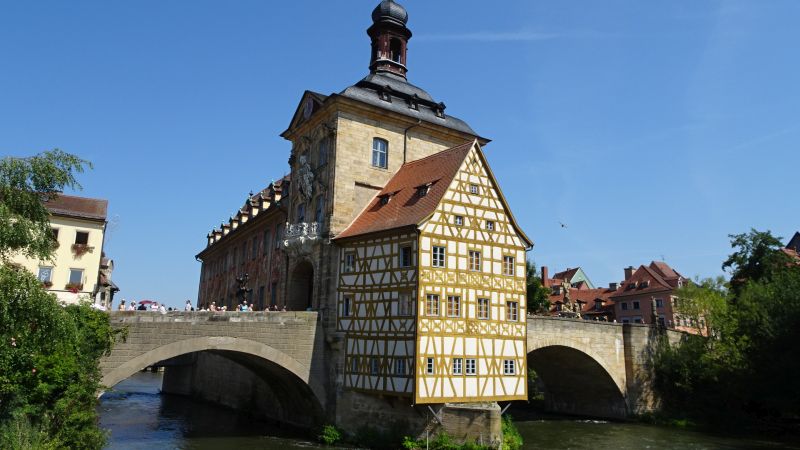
left=541, top=266, right=549, bottom=287
left=624, top=266, right=635, bottom=280
left=609, top=282, right=618, bottom=290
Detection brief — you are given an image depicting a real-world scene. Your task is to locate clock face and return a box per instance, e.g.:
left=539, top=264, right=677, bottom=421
left=303, top=98, right=314, bottom=119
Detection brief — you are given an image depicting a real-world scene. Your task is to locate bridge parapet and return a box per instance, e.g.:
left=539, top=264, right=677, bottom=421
left=107, top=310, right=319, bottom=324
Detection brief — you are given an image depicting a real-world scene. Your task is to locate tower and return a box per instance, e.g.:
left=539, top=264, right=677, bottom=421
left=368, top=0, right=412, bottom=78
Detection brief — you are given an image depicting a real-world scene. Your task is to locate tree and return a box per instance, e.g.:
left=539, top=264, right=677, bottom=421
left=526, top=260, right=551, bottom=314
left=0, top=150, right=115, bottom=449
left=722, top=229, right=788, bottom=294
left=0, top=149, right=90, bottom=262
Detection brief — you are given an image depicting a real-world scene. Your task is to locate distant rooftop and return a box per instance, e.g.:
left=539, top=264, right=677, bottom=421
left=45, top=194, right=107, bottom=221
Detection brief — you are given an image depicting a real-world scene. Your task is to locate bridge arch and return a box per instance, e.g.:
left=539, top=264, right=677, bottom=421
left=102, top=336, right=327, bottom=425
left=526, top=341, right=627, bottom=419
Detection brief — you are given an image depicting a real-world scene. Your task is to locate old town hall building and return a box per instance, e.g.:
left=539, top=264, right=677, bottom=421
left=196, top=0, right=531, bottom=432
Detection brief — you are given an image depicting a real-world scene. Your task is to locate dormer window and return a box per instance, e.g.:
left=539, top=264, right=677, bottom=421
left=379, top=194, right=391, bottom=206
left=641, top=280, right=650, bottom=288
left=417, top=185, right=429, bottom=198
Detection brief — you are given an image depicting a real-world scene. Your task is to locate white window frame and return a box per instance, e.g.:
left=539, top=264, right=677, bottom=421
left=478, top=298, right=490, bottom=320
left=372, top=138, right=388, bottom=169
left=395, top=358, right=406, bottom=376
left=432, top=246, right=446, bottom=268
left=68, top=268, right=83, bottom=286
left=426, top=294, right=440, bottom=316
left=398, top=292, right=414, bottom=316
left=342, top=296, right=352, bottom=317
left=506, top=301, right=519, bottom=321
left=503, top=359, right=516, bottom=375
left=465, top=358, right=477, bottom=375
left=503, top=255, right=515, bottom=276
left=485, top=220, right=495, bottom=231
left=469, top=184, right=479, bottom=195
left=426, top=357, right=435, bottom=375
left=447, top=296, right=461, bottom=317
left=469, top=250, right=482, bottom=272
left=454, top=215, right=464, bottom=226
left=452, top=358, right=463, bottom=375
left=344, top=252, right=355, bottom=273
left=37, top=266, right=53, bottom=283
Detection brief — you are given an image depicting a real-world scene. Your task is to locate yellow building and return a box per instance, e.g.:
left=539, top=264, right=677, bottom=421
left=12, top=194, right=108, bottom=305
left=335, top=140, right=532, bottom=403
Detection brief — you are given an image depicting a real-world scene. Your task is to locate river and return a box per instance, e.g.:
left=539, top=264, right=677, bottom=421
left=99, top=372, right=797, bottom=449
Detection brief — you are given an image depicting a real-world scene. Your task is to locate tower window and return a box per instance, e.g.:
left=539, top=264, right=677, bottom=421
left=372, top=138, right=388, bottom=169
left=318, top=138, right=328, bottom=166
left=390, top=38, right=402, bottom=63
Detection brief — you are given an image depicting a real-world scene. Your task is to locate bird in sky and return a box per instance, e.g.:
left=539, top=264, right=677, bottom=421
left=559, top=222, right=568, bottom=229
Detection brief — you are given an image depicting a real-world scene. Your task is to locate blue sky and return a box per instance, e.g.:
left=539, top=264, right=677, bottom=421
left=1, top=1, right=798, bottom=307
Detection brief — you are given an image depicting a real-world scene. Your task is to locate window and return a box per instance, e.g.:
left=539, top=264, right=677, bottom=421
left=68, top=268, right=83, bottom=286
left=478, top=298, right=490, bottom=320
left=658, top=316, right=666, bottom=327
left=506, top=301, right=519, bottom=321
left=465, top=358, right=476, bottom=375
left=426, top=294, right=440, bottom=316
left=426, top=357, right=435, bottom=375
left=297, top=203, right=306, bottom=222
left=379, top=194, right=390, bottom=206
left=344, top=252, right=356, bottom=273
left=270, top=282, right=278, bottom=306
left=633, top=317, right=643, bottom=324
left=372, top=138, right=388, bottom=168
left=454, top=215, right=464, bottom=226
left=622, top=318, right=631, bottom=324
left=51, top=228, right=59, bottom=244
left=503, top=360, right=516, bottom=375
left=263, top=230, right=271, bottom=254
left=503, top=256, right=515, bottom=276
left=318, top=138, right=328, bottom=166
left=621, top=302, right=628, bottom=311
left=315, top=196, right=325, bottom=223
left=417, top=185, right=429, bottom=197
left=447, top=296, right=461, bottom=317
left=38, top=267, right=52, bottom=283
left=398, top=292, right=414, bottom=316
left=351, top=357, right=359, bottom=374
left=655, top=298, right=663, bottom=308
left=469, top=250, right=481, bottom=272
left=395, top=358, right=407, bottom=375
left=75, top=231, right=89, bottom=245
left=432, top=246, right=446, bottom=268
left=251, top=238, right=258, bottom=260
left=370, top=358, right=380, bottom=375
left=400, top=246, right=412, bottom=267
left=343, top=296, right=352, bottom=317
left=485, top=220, right=494, bottom=231
left=633, top=301, right=640, bottom=310
left=452, top=358, right=463, bottom=375
left=469, top=184, right=479, bottom=195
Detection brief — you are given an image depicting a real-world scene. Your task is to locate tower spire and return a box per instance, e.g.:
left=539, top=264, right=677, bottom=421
left=368, top=0, right=412, bottom=78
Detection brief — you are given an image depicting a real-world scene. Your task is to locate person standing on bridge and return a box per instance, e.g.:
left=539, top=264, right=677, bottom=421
left=185, top=300, right=192, bottom=311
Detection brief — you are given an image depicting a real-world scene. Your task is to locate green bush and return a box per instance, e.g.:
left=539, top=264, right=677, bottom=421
left=318, top=424, right=341, bottom=446
left=501, top=415, right=523, bottom=450
left=401, top=432, right=493, bottom=450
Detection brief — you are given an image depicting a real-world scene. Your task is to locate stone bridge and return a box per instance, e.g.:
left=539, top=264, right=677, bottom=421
left=527, top=317, right=681, bottom=418
left=100, top=312, right=679, bottom=427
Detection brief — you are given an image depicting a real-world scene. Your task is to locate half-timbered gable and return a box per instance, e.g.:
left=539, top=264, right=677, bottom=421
left=415, top=140, right=531, bottom=403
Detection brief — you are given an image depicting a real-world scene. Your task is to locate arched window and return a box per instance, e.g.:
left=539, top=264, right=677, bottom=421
left=315, top=196, right=325, bottom=224
left=372, top=138, right=388, bottom=168
left=389, top=38, right=402, bottom=63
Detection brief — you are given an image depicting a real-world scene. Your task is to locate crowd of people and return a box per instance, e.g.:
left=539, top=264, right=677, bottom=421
left=115, top=298, right=289, bottom=313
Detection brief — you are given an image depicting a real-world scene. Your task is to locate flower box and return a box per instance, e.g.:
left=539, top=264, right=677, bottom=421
left=71, top=244, right=94, bottom=256
left=65, top=282, right=83, bottom=293
left=41, top=280, right=53, bottom=288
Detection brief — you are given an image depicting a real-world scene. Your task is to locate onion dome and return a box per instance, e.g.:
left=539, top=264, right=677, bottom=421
left=371, top=0, right=408, bottom=27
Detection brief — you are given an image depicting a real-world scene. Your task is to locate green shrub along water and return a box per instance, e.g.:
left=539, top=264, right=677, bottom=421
left=400, top=415, right=522, bottom=450
left=652, top=230, right=800, bottom=431
left=0, top=265, right=122, bottom=449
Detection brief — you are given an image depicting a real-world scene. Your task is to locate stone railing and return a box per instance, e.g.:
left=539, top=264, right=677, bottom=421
left=283, top=222, right=321, bottom=256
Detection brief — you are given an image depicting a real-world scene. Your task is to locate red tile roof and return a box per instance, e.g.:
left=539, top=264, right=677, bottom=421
left=610, top=264, right=674, bottom=298
left=552, top=267, right=580, bottom=283
left=45, top=194, right=107, bottom=221
left=335, top=141, right=475, bottom=240
left=548, top=286, right=617, bottom=314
